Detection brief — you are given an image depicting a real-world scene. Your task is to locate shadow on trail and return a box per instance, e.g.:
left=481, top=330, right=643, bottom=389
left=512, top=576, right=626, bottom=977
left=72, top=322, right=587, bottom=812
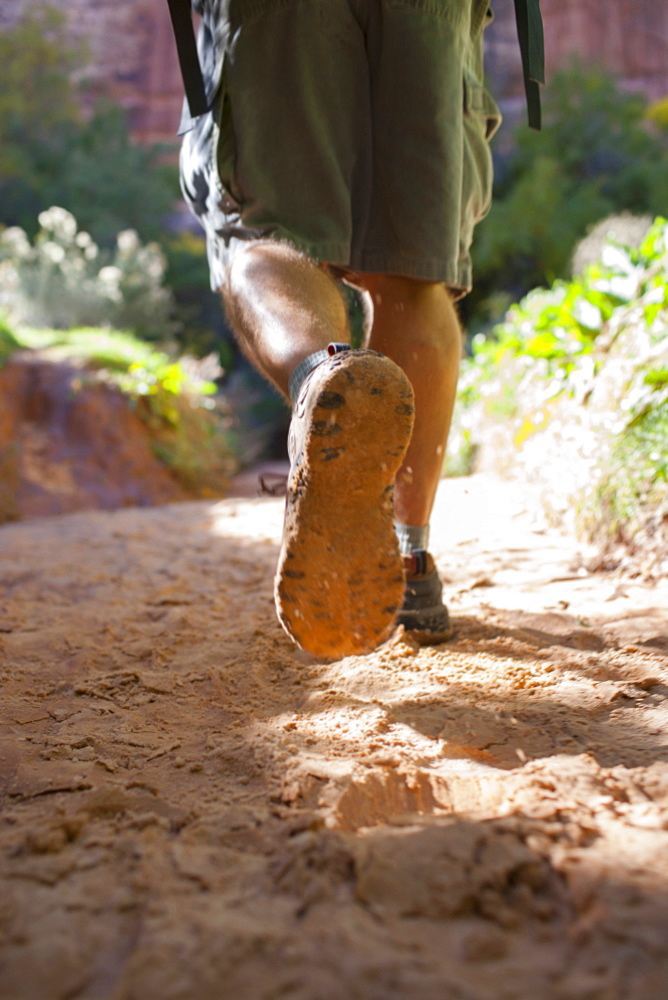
left=2, top=499, right=668, bottom=999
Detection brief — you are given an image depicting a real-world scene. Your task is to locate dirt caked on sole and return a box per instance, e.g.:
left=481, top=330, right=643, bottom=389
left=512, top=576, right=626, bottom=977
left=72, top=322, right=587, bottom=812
left=275, top=351, right=414, bottom=659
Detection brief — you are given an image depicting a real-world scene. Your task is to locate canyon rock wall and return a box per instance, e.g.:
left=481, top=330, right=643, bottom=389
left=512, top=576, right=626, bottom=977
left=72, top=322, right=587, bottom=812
left=0, top=0, right=184, bottom=146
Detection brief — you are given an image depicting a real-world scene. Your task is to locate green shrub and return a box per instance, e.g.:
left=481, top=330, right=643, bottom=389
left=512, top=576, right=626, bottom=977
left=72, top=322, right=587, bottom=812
left=163, top=231, right=234, bottom=364
left=0, top=208, right=175, bottom=340
left=467, top=65, right=668, bottom=332
left=584, top=382, right=667, bottom=547
left=13, top=323, right=216, bottom=402
left=0, top=7, right=177, bottom=247
left=453, top=217, right=668, bottom=574
left=0, top=315, right=21, bottom=366
left=7, top=322, right=237, bottom=495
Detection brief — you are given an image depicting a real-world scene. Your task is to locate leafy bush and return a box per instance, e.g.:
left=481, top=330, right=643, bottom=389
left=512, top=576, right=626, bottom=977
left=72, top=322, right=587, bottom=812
left=0, top=7, right=178, bottom=247
left=162, top=231, right=236, bottom=364
left=467, top=65, right=668, bottom=332
left=3, top=321, right=237, bottom=495
left=0, top=207, right=175, bottom=340
left=0, top=315, right=21, bottom=366
left=453, top=217, right=668, bottom=576
left=647, top=95, right=668, bottom=131
left=45, top=103, right=179, bottom=250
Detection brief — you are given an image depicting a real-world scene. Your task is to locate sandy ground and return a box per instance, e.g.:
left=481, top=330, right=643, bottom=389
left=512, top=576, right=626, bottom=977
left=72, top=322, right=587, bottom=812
left=1, top=472, right=667, bottom=1000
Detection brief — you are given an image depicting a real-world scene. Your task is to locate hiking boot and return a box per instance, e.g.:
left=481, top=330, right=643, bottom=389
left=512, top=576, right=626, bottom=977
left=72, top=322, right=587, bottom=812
left=397, top=549, right=453, bottom=644
left=275, top=346, right=414, bottom=659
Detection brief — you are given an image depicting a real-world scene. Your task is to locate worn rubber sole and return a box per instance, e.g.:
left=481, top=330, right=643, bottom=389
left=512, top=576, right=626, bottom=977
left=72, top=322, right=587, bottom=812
left=275, top=351, right=414, bottom=659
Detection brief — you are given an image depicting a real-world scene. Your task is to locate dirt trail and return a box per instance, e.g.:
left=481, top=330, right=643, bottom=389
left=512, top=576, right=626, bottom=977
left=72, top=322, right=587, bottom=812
left=1, top=473, right=667, bottom=1000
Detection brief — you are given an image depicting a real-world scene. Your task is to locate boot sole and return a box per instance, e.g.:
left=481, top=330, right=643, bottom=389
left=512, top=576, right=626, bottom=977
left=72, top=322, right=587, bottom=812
left=275, top=352, right=414, bottom=658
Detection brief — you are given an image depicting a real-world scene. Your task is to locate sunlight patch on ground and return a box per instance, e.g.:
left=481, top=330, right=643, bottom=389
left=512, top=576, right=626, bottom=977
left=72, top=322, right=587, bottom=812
left=207, top=496, right=284, bottom=543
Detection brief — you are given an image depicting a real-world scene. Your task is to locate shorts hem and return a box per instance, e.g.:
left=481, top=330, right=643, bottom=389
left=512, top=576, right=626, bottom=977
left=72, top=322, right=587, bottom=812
left=209, top=231, right=473, bottom=298
left=350, top=251, right=472, bottom=295
left=293, top=242, right=472, bottom=291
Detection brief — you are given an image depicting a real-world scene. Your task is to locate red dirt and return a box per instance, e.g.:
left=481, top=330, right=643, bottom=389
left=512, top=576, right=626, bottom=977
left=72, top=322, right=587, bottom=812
left=0, top=356, right=192, bottom=522
left=1, top=473, right=667, bottom=998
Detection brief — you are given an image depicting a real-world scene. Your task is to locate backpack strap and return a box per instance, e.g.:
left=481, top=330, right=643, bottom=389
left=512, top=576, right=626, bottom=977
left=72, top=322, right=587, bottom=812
left=513, top=0, right=545, bottom=129
left=166, top=0, right=208, bottom=119
left=165, top=0, right=544, bottom=133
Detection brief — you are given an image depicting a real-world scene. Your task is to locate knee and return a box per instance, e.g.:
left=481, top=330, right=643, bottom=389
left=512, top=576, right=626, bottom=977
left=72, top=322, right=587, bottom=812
left=361, top=275, right=463, bottom=360
left=404, top=281, right=463, bottom=361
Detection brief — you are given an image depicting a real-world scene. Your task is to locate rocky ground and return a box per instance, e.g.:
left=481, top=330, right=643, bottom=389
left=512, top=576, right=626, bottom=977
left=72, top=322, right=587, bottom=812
left=1, top=473, right=667, bottom=1000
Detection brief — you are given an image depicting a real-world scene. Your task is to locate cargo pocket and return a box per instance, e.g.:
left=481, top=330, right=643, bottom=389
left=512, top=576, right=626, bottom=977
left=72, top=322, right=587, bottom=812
left=470, top=0, right=492, bottom=37
left=461, top=73, right=501, bottom=233
left=464, top=73, right=502, bottom=143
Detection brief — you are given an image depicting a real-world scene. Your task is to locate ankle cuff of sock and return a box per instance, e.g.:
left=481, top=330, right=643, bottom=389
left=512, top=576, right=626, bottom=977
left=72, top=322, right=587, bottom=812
left=288, top=343, right=351, bottom=404
left=395, top=523, right=430, bottom=557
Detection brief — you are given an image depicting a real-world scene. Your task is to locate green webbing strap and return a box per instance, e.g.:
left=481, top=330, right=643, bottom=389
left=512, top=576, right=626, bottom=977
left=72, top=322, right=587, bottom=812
left=513, top=0, right=545, bottom=130
left=166, top=0, right=209, bottom=118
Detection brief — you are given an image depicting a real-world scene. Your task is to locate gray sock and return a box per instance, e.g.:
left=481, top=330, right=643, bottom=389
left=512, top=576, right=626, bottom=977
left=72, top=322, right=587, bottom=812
left=288, top=349, right=330, bottom=405
left=395, top=523, right=430, bottom=557
left=288, top=343, right=351, bottom=404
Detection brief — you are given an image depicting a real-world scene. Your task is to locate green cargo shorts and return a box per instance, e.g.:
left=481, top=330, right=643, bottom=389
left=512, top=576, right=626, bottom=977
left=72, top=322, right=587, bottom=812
left=180, top=0, right=501, bottom=296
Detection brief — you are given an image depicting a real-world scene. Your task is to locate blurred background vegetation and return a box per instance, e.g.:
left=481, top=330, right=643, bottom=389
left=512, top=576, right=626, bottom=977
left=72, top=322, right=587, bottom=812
left=0, top=7, right=176, bottom=247
left=451, top=217, right=668, bottom=579
left=0, top=3, right=283, bottom=467
left=0, top=3, right=666, bottom=572
left=465, top=63, right=668, bottom=333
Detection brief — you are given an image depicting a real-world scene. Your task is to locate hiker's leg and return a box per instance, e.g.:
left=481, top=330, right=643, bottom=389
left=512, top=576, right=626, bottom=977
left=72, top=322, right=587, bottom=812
left=356, top=273, right=462, bottom=527
left=221, top=243, right=416, bottom=658
left=222, top=242, right=350, bottom=398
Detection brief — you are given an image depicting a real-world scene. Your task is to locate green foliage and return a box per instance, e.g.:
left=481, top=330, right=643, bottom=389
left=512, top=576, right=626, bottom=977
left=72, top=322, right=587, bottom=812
left=469, top=65, right=668, bottom=330
left=163, top=232, right=234, bottom=363
left=5, top=321, right=235, bottom=493
left=0, top=7, right=177, bottom=247
left=144, top=395, right=236, bottom=495
left=49, top=103, right=179, bottom=248
left=0, top=315, right=21, bottom=366
left=11, top=322, right=213, bottom=390
left=0, top=5, right=81, bottom=234
left=0, top=208, right=175, bottom=340
left=589, top=386, right=667, bottom=534
left=0, top=5, right=81, bottom=162
left=454, top=218, right=668, bottom=573
left=647, top=95, right=668, bottom=131
left=462, top=216, right=668, bottom=406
